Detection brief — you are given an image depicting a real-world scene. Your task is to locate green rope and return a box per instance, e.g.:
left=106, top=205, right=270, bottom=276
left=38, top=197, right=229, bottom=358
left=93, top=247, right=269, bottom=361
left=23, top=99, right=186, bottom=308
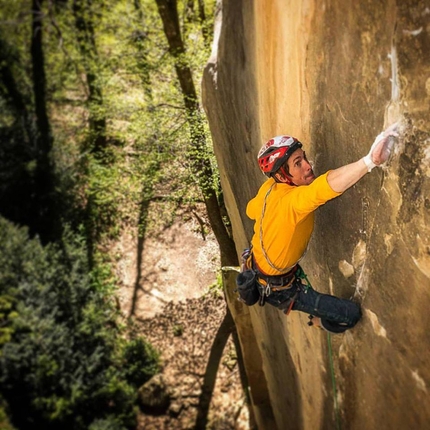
left=296, top=267, right=340, bottom=428
left=327, top=332, right=341, bottom=430
left=296, top=267, right=340, bottom=429
left=295, top=266, right=312, bottom=292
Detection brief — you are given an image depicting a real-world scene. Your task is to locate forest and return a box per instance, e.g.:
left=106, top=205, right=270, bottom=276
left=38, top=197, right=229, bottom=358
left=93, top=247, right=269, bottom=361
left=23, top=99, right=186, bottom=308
left=0, top=0, right=239, bottom=428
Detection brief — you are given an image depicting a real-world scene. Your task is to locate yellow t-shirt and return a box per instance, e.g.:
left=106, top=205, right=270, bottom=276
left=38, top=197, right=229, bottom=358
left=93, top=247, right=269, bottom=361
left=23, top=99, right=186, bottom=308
left=246, top=172, right=341, bottom=276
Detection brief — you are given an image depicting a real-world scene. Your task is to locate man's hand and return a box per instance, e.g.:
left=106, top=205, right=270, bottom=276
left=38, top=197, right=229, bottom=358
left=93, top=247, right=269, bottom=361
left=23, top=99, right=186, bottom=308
left=363, top=123, right=399, bottom=171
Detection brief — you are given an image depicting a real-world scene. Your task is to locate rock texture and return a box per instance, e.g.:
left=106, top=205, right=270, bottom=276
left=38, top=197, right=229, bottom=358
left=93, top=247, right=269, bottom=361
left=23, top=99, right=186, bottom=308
left=203, top=1, right=430, bottom=429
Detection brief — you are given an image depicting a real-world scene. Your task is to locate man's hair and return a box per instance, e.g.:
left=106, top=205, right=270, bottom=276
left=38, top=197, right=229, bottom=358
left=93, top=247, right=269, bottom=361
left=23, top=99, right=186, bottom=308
left=281, top=161, right=291, bottom=177
left=273, top=160, right=294, bottom=184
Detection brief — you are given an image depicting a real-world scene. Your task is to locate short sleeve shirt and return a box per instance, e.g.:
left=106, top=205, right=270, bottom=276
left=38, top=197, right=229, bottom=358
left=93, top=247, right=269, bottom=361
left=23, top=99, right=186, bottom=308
left=246, top=172, right=341, bottom=275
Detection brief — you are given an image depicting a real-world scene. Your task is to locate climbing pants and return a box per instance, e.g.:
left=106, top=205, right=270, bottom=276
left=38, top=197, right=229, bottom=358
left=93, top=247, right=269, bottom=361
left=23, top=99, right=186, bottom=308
left=262, top=279, right=362, bottom=334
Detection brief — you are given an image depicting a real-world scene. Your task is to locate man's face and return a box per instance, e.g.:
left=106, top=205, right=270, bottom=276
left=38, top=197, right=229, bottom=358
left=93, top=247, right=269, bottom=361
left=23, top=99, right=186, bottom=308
left=286, top=148, right=315, bottom=186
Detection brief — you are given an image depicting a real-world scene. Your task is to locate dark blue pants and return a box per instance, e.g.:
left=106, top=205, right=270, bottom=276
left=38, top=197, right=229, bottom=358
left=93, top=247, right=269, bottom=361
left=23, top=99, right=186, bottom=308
left=261, top=279, right=361, bottom=334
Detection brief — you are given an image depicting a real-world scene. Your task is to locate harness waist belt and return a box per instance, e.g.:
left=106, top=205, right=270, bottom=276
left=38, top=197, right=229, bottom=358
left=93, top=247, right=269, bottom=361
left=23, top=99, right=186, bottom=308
left=242, top=250, right=298, bottom=291
left=255, top=261, right=298, bottom=290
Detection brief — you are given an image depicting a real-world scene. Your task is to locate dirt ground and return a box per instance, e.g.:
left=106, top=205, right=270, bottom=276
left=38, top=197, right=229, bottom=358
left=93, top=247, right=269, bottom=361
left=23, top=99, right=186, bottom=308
left=113, top=216, right=251, bottom=429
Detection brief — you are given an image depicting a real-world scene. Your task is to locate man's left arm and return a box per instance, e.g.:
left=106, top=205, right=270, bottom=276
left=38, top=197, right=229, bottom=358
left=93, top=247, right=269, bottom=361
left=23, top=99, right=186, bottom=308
left=327, top=124, right=399, bottom=193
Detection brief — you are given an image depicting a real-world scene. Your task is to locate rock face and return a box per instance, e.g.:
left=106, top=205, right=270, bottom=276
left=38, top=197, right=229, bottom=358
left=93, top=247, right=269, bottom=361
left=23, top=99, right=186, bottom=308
left=203, top=1, right=430, bottom=429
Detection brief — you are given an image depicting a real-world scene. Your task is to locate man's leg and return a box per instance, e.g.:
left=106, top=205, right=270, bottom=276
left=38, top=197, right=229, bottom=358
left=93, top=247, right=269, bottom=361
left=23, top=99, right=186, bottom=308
left=292, top=284, right=361, bottom=333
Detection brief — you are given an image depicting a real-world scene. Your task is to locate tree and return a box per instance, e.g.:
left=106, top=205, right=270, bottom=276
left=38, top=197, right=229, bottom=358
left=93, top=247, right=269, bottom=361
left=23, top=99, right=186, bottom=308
left=30, top=0, right=59, bottom=244
left=154, top=0, right=237, bottom=267
left=71, top=0, right=120, bottom=266
left=153, top=3, right=249, bottom=428
left=0, top=1, right=58, bottom=243
left=72, top=0, right=107, bottom=158
left=0, top=34, right=36, bottom=229
left=128, top=0, right=164, bottom=317
left=0, top=0, right=87, bottom=240
left=0, top=217, right=160, bottom=429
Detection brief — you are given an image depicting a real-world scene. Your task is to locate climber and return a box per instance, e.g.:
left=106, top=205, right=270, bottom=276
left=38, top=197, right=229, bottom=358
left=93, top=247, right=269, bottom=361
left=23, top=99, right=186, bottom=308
left=237, top=124, right=399, bottom=333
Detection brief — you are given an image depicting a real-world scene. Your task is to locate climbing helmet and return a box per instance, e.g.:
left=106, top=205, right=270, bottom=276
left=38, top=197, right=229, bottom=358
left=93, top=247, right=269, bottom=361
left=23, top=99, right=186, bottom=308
left=257, top=135, right=302, bottom=177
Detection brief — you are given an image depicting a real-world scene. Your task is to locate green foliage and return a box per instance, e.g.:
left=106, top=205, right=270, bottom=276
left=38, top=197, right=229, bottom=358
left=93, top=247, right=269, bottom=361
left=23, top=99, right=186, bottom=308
left=86, top=153, right=126, bottom=240
left=122, top=337, right=161, bottom=389
left=208, top=271, right=224, bottom=299
left=0, top=2, right=229, bottom=425
left=0, top=1, right=230, bottom=428
left=0, top=394, right=15, bottom=430
left=1, top=0, right=222, bottom=246
left=172, top=323, right=184, bottom=337
left=0, top=217, right=159, bottom=429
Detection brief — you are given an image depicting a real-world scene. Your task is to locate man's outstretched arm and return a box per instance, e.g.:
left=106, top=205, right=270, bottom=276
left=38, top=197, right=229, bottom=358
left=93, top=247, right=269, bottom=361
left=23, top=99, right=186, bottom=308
left=327, top=123, right=399, bottom=193
left=327, top=159, right=369, bottom=193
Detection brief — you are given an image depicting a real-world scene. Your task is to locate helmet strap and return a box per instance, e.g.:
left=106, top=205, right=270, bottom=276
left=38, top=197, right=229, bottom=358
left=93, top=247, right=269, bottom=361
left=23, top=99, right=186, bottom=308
left=273, top=166, right=296, bottom=186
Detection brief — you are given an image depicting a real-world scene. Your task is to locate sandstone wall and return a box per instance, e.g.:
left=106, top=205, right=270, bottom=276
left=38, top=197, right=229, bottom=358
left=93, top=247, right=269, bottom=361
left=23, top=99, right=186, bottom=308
left=203, top=1, right=430, bottom=429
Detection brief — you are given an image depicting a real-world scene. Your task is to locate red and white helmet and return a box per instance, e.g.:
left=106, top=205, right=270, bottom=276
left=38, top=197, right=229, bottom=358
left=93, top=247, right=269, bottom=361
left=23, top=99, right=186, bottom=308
left=258, top=135, right=302, bottom=177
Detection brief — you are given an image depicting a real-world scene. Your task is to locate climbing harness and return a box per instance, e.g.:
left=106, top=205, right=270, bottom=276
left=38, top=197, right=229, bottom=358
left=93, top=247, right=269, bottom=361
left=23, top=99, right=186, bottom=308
left=237, top=246, right=313, bottom=315
left=256, top=267, right=299, bottom=310
left=238, top=246, right=359, bottom=335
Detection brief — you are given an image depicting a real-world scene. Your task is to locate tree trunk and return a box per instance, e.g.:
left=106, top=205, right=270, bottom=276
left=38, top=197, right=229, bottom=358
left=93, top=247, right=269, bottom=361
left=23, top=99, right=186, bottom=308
left=194, top=307, right=236, bottom=429
left=72, top=0, right=107, bottom=158
left=72, top=0, right=109, bottom=264
left=154, top=0, right=238, bottom=267
left=31, top=0, right=58, bottom=243
left=0, top=38, right=33, bottom=143
left=133, top=0, right=154, bottom=102
left=197, top=0, right=210, bottom=49
left=32, top=0, right=52, bottom=156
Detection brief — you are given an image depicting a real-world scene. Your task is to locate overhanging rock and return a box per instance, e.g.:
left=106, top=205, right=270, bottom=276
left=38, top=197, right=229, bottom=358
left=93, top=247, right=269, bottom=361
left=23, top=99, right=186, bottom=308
left=203, top=1, right=430, bottom=429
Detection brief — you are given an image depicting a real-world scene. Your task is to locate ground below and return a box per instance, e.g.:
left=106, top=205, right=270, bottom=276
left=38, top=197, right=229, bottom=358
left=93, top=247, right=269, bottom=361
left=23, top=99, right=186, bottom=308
left=113, top=215, right=251, bottom=429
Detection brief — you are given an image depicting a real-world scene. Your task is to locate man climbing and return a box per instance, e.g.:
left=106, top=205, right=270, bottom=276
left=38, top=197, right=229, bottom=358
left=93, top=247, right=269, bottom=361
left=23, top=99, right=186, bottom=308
left=239, top=125, right=398, bottom=333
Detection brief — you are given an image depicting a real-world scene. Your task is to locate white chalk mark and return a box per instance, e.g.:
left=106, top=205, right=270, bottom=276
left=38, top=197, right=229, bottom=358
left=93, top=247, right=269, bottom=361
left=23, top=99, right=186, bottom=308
left=365, top=309, right=388, bottom=338
left=412, top=235, right=430, bottom=279
left=352, top=239, right=367, bottom=269
left=338, top=260, right=354, bottom=278
left=411, top=370, right=427, bottom=392
left=328, top=276, right=334, bottom=295
left=388, top=44, right=399, bottom=102
left=403, top=27, right=423, bottom=36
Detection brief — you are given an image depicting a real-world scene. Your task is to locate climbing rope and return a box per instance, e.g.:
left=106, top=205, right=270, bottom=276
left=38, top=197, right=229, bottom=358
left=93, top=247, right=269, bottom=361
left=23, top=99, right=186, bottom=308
left=259, top=183, right=299, bottom=275
left=327, top=332, right=341, bottom=430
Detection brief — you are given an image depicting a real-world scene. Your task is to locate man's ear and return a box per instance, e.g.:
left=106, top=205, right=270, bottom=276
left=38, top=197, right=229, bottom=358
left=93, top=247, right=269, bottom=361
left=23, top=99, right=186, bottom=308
left=274, top=171, right=295, bottom=185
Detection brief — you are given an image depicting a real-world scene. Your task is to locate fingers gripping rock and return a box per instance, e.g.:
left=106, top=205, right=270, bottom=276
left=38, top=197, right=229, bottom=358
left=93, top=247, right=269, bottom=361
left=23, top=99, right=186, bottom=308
left=363, top=122, right=399, bottom=171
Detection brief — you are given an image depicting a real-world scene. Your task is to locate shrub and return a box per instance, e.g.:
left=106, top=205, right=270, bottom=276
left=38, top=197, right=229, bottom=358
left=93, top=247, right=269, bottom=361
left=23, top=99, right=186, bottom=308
left=0, top=217, right=159, bottom=429
left=122, top=337, right=160, bottom=389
